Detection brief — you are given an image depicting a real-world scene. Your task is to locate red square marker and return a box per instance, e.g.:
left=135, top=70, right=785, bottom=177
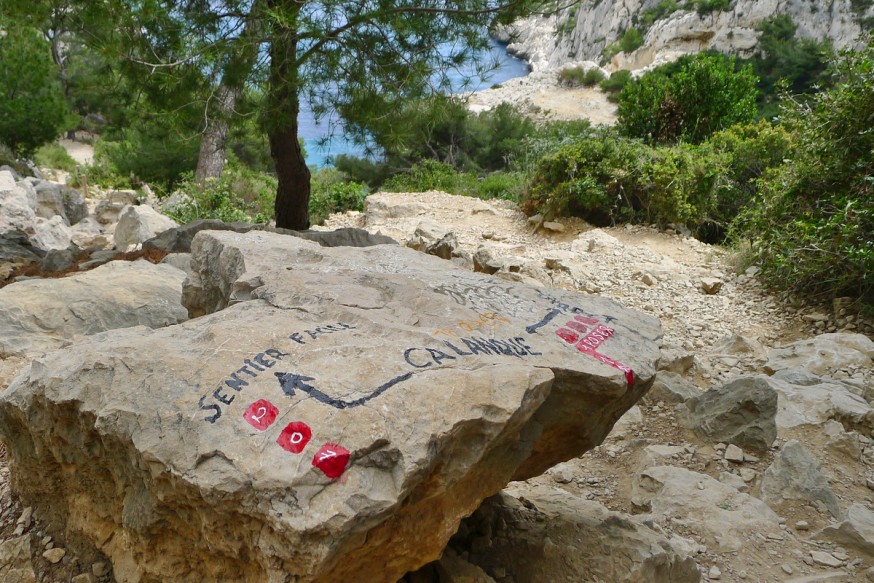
left=243, top=400, right=278, bottom=431
left=312, top=443, right=350, bottom=479
left=277, top=422, right=312, bottom=454
left=556, top=327, right=579, bottom=344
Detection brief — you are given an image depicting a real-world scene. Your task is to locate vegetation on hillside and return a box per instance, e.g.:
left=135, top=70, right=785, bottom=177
left=0, top=22, right=72, bottom=155
left=737, top=39, right=874, bottom=304
left=0, top=2, right=869, bottom=309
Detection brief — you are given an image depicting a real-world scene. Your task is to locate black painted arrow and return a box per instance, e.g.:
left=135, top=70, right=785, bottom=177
left=275, top=371, right=414, bottom=410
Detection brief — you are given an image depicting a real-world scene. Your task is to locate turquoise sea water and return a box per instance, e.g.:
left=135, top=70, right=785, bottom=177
left=299, top=40, right=530, bottom=167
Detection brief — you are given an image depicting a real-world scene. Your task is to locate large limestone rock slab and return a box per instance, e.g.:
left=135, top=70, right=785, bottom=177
left=632, top=465, right=782, bottom=552
left=453, top=483, right=700, bottom=583
left=815, top=503, right=874, bottom=556
left=0, top=259, right=188, bottom=357
left=768, top=370, right=874, bottom=436
left=760, top=440, right=842, bottom=519
left=765, top=333, right=874, bottom=376
left=142, top=219, right=396, bottom=254
left=0, top=229, right=661, bottom=583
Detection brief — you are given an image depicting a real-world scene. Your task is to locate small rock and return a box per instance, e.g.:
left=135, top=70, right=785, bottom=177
left=542, top=221, right=565, bottom=233
left=72, top=574, right=96, bottom=583
left=796, top=521, right=810, bottom=531
left=640, top=273, right=657, bottom=286
left=17, top=506, right=33, bottom=528
left=809, top=550, right=843, bottom=568
left=42, top=547, right=66, bottom=564
left=724, top=444, right=745, bottom=463
left=739, top=468, right=757, bottom=482
left=781, top=564, right=793, bottom=574
left=708, top=565, right=722, bottom=579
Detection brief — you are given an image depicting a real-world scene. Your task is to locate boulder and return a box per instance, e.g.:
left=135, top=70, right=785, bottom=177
left=0, top=230, right=44, bottom=263
left=769, top=370, right=874, bottom=436
left=472, top=246, right=503, bottom=275
left=815, top=503, right=874, bottom=556
left=143, top=219, right=255, bottom=253
left=0, top=171, right=38, bottom=237
left=283, top=227, right=396, bottom=248
left=114, top=205, right=179, bottom=249
left=765, top=333, right=874, bottom=376
left=365, top=193, right=430, bottom=222
left=453, top=483, right=700, bottom=583
left=31, top=215, right=73, bottom=251
left=632, top=465, right=781, bottom=552
left=61, top=185, right=89, bottom=225
left=70, top=217, right=109, bottom=249
left=760, top=440, right=841, bottom=519
left=645, top=371, right=700, bottom=404
left=710, top=334, right=765, bottom=358
left=39, top=245, right=80, bottom=272
left=407, top=218, right=458, bottom=260
left=0, top=259, right=188, bottom=357
left=32, top=181, right=69, bottom=222
left=657, top=348, right=695, bottom=374
left=0, top=229, right=661, bottom=583
left=0, top=169, right=18, bottom=192
left=143, top=220, right=396, bottom=254
left=680, top=377, right=778, bottom=452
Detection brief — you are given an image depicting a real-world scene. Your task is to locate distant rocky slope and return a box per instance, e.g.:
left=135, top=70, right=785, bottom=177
left=500, top=0, right=872, bottom=72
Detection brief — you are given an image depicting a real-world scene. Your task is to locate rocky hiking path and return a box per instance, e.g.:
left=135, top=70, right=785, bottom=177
left=0, top=178, right=873, bottom=583
left=331, top=193, right=874, bottom=583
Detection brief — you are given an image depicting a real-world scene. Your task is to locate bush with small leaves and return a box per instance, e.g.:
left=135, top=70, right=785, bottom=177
left=735, top=38, right=874, bottom=305
left=618, top=52, right=758, bottom=144
left=0, top=24, right=72, bottom=156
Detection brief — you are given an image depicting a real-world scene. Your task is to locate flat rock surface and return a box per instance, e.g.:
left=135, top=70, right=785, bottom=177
left=0, top=259, right=188, bottom=358
left=0, top=230, right=661, bottom=583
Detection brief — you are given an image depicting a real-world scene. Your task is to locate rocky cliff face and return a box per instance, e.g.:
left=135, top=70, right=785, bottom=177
left=500, top=0, right=871, bottom=72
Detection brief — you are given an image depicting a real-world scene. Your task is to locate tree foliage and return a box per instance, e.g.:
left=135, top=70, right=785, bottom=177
left=737, top=37, right=874, bottom=305
left=617, top=52, right=758, bottom=145
left=9, top=0, right=544, bottom=227
left=0, top=22, right=71, bottom=155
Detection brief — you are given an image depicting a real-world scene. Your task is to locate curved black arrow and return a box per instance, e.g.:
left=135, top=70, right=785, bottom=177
left=275, top=371, right=413, bottom=409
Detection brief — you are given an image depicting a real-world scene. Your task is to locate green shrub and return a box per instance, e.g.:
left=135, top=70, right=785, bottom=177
left=308, top=168, right=368, bottom=225
left=620, top=28, right=644, bottom=53
left=94, top=120, right=200, bottom=188
left=33, top=143, right=79, bottom=173
left=382, top=159, right=477, bottom=194
left=705, top=120, right=793, bottom=227
left=735, top=38, right=874, bottom=305
left=357, top=96, right=534, bottom=174
left=333, top=155, right=390, bottom=188
left=686, top=0, right=731, bottom=15
left=559, top=66, right=607, bottom=87
left=0, top=24, right=73, bottom=155
left=618, top=52, right=758, bottom=144
left=742, top=15, right=832, bottom=118
left=0, top=143, right=31, bottom=176
left=525, top=133, right=711, bottom=227
left=165, top=162, right=277, bottom=224
left=475, top=172, right=525, bottom=201
left=600, top=70, right=633, bottom=101
left=524, top=121, right=791, bottom=239
left=639, top=1, right=683, bottom=31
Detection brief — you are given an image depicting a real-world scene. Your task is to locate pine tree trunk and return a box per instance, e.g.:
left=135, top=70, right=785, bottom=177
left=271, top=123, right=310, bottom=230
left=267, top=0, right=310, bottom=230
left=195, top=85, right=239, bottom=183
